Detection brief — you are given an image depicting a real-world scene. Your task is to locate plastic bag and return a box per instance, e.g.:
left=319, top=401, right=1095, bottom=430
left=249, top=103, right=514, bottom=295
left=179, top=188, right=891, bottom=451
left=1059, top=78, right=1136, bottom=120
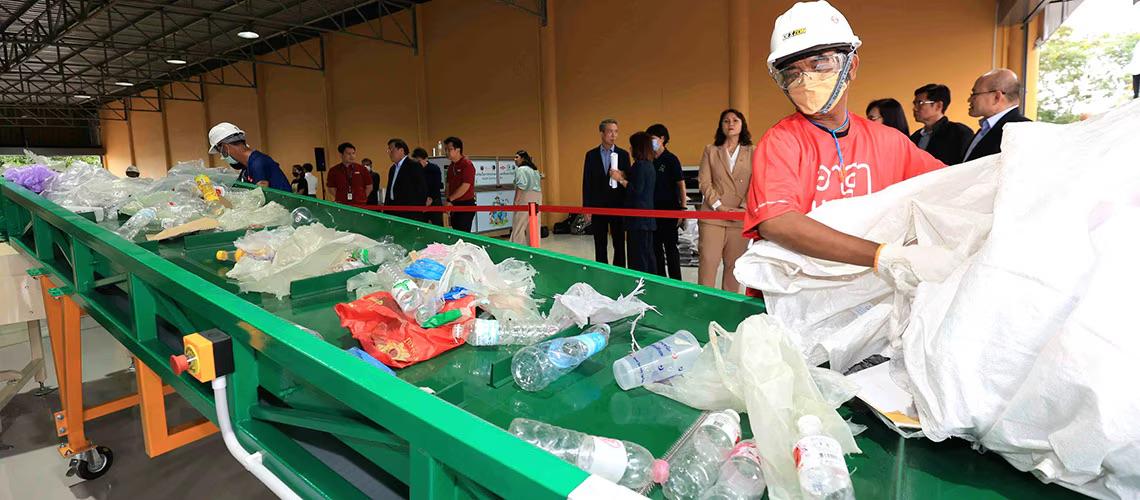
left=545, top=280, right=658, bottom=331
left=405, top=258, right=446, bottom=280
left=224, top=187, right=266, bottom=211
left=336, top=292, right=479, bottom=368
left=43, top=162, right=152, bottom=211
left=417, top=240, right=542, bottom=323
left=216, top=201, right=291, bottom=231
left=3, top=165, right=56, bottom=193
left=645, top=315, right=858, bottom=500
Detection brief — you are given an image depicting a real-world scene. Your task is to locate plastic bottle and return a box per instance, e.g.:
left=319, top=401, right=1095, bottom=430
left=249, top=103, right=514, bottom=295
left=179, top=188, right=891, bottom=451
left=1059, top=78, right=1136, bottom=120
left=194, top=174, right=225, bottom=215
left=374, top=262, right=429, bottom=320
left=291, top=207, right=316, bottom=227
left=653, top=409, right=742, bottom=500
left=699, top=440, right=767, bottom=500
left=453, top=318, right=560, bottom=346
left=793, top=415, right=854, bottom=500
left=508, top=418, right=655, bottom=489
left=216, top=249, right=246, bottom=262
left=612, top=330, right=702, bottom=390
left=511, top=324, right=610, bottom=392
left=116, top=207, right=157, bottom=240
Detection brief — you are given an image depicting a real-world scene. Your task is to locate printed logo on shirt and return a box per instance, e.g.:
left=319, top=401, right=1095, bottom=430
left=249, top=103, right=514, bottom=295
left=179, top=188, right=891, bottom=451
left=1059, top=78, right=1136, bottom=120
left=814, top=162, right=871, bottom=209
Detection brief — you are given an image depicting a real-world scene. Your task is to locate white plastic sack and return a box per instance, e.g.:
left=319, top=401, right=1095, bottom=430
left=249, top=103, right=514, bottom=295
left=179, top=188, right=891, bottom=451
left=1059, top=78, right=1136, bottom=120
left=734, top=156, right=996, bottom=371
left=646, top=315, right=859, bottom=500
left=227, top=224, right=387, bottom=298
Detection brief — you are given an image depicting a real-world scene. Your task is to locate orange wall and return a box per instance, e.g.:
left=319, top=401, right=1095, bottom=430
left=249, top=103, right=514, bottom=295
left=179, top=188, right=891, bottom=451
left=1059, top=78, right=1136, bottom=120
left=101, top=113, right=132, bottom=175
left=163, top=95, right=208, bottom=165
left=100, top=0, right=1027, bottom=202
left=127, top=99, right=169, bottom=179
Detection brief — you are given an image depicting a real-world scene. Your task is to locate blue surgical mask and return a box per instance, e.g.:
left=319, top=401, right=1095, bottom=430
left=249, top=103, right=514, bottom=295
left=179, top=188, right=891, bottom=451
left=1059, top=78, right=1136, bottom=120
left=223, top=154, right=239, bottom=166
left=652, top=138, right=662, bottom=152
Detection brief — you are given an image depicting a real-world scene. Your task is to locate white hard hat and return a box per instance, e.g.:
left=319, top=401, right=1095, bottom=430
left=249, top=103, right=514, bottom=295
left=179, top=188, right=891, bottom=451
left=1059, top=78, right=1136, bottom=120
left=207, top=122, right=245, bottom=154
left=767, top=1, right=861, bottom=74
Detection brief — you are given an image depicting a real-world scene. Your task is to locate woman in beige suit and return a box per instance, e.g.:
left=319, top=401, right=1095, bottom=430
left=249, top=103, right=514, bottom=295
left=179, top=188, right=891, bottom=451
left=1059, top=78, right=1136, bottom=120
left=697, top=109, right=754, bottom=292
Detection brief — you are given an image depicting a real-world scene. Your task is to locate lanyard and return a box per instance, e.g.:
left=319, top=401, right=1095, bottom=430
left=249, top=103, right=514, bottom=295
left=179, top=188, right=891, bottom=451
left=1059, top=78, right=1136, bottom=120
left=809, top=112, right=851, bottom=175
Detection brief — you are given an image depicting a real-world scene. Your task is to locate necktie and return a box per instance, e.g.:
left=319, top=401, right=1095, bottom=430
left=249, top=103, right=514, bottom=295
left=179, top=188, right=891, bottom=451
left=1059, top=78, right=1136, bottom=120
left=964, top=120, right=992, bottom=160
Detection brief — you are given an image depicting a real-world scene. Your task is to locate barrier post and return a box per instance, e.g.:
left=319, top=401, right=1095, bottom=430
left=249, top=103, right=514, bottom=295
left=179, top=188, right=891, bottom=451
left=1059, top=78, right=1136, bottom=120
left=527, top=202, right=540, bottom=248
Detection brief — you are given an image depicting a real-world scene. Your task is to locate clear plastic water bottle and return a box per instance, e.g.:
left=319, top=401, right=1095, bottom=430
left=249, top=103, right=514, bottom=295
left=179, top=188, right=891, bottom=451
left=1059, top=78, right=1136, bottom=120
left=374, top=262, right=429, bottom=320
left=453, top=318, right=560, bottom=346
left=508, top=418, right=654, bottom=489
left=612, top=330, right=702, bottom=390
left=511, top=324, right=610, bottom=391
left=291, top=207, right=316, bottom=227
left=116, top=207, right=157, bottom=240
left=653, top=409, right=742, bottom=500
left=699, top=440, right=766, bottom=500
left=793, top=415, right=854, bottom=500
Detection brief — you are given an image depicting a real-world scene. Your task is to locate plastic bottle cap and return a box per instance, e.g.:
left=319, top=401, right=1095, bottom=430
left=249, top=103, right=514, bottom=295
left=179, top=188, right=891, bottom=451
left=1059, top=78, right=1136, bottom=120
left=797, top=414, right=823, bottom=435
left=215, top=250, right=227, bottom=261
left=652, top=459, right=670, bottom=483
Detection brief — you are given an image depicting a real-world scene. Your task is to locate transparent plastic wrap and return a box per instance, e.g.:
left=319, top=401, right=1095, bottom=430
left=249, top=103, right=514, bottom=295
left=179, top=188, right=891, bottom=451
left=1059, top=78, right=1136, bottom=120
left=216, top=201, right=291, bottom=231
left=415, top=240, right=542, bottom=323
left=147, top=159, right=239, bottom=193
left=224, top=187, right=266, bottom=211
left=546, top=280, right=658, bottom=331
left=645, top=315, right=859, bottom=500
left=226, top=224, right=390, bottom=298
left=2, top=165, right=56, bottom=193
left=43, top=162, right=152, bottom=211
left=117, top=189, right=207, bottom=229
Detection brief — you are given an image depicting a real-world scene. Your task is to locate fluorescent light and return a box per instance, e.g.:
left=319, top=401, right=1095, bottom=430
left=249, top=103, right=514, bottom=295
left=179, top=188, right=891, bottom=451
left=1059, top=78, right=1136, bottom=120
left=237, top=29, right=259, bottom=39
left=165, top=57, right=187, bottom=65
left=114, top=81, right=134, bottom=87
left=74, top=94, right=92, bottom=99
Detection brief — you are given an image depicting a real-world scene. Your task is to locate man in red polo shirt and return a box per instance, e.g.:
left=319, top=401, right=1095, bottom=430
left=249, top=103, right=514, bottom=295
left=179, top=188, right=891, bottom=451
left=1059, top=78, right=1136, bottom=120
left=442, top=136, right=476, bottom=232
left=746, top=1, right=958, bottom=292
left=326, top=142, right=372, bottom=204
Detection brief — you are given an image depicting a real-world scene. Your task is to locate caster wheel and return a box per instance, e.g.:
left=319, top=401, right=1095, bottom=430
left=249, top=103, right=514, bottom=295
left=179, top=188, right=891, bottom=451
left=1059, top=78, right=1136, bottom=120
left=75, top=446, right=113, bottom=480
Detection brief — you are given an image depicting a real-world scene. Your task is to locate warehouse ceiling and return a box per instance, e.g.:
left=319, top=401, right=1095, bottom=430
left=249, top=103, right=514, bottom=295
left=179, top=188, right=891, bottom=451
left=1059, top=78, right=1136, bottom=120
left=0, top=0, right=424, bottom=128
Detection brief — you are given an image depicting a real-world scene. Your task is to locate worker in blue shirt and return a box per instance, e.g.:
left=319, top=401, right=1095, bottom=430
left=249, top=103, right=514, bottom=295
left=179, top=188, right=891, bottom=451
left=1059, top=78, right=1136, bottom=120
left=207, top=122, right=290, bottom=191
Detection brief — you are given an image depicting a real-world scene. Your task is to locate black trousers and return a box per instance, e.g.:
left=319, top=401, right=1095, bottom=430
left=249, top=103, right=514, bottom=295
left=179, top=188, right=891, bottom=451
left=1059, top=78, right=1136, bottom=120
left=627, top=229, right=657, bottom=274
left=427, top=199, right=444, bottom=226
left=450, top=200, right=476, bottom=232
left=653, top=218, right=682, bottom=280
left=591, top=215, right=626, bottom=267
left=1134, top=74, right=1139, bottom=99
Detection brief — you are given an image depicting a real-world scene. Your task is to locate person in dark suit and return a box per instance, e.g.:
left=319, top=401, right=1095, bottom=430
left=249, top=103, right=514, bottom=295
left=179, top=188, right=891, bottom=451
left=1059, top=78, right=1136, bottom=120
left=909, top=83, right=974, bottom=165
left=613, top=132, right=657, bottom=274
left=582, top=118, right=631, bottom=267
left=411, top=147, right=445, bottom=226
left=383, top=138, right=427, bottom=222
left=363, top=158, right=381, bottom=205
left=963, top=69, right=1032, bottom=163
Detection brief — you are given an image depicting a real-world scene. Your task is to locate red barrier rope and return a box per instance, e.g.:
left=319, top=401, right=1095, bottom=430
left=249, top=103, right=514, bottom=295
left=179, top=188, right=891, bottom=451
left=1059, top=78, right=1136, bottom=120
left=346, top=203, right=745, bottom=221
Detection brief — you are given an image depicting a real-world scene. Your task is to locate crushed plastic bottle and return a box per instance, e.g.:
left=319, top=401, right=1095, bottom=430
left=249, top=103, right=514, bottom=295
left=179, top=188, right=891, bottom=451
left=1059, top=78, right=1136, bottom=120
left=194, top=174, right=225, bottom=215
left=115, top=207, right=157, bottom=240
left=654, top=409, right=742, bottom=500
left=699, top=440, right=766, bottom=500
left=511, top=324, right=610, bottom=391
left=612, top=330, right=702, bottom=391
left=793, top=415, right=854, bottom=500
left=509, top=418, right=655, bottom=489
left=373, top=262, right=434, bottom=321
left=453, top=318, right=560, bottom=346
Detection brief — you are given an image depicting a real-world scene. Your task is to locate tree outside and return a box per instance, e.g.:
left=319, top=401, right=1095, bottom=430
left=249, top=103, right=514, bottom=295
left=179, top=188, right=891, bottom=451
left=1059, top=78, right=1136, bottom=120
left=1037, top=24, right=1140, bottom=123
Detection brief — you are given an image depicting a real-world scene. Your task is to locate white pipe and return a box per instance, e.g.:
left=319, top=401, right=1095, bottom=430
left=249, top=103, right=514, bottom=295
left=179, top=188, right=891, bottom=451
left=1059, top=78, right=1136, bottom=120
left=212, top=376, right=302, bottom=500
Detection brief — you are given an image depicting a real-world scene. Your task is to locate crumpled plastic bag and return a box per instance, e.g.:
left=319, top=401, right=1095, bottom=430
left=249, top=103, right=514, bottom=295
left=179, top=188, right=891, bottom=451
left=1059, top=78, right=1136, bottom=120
left=3, top=165, right=56, bottom=193
left=146, top=159, right=238, bottom=194
left=545, top=279, right=657, bottom=331
left=415, top=240, right=541, bottom=323
left=43, top=162, right=152, bottom=212
left=226, top=224, right=389, bottom=298
left=118, top=189, right=207, bottom=229
left=336, top=292, right=479, bottom=368
left=646, top=314, right=859, bottom=500
left=216, top=201, right=291, bottom=231
left=224, top=187, right=266, bottom=211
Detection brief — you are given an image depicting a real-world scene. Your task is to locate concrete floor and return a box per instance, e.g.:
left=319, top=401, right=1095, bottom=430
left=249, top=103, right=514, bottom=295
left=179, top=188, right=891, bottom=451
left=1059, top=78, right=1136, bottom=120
left=0, top=233, right=722, bottom=500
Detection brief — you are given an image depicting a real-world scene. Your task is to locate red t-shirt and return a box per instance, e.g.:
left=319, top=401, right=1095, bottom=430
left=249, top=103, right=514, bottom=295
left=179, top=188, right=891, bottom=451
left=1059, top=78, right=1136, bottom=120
left=446, top=157, right=476, bottom=202
left=326, top=162, right=371, bottom=203
left=744, top=113, right=945, bottom=238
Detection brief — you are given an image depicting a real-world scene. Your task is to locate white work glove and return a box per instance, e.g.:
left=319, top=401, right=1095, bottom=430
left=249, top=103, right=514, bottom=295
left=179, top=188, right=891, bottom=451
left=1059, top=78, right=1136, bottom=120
left=874, top=243, right=962, bottom=293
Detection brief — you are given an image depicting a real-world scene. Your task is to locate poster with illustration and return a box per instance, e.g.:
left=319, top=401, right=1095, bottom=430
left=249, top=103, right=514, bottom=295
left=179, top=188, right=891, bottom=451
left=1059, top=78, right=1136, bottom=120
left=474, top=190, right=513, bottom=233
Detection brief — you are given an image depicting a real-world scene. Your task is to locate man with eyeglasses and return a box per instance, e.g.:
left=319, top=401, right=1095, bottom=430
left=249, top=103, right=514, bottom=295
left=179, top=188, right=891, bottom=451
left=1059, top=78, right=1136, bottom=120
left=963, top=68, right=1032, bottom=163
left=910, top=83, right=975, bottom=165
left=744, top=0, right=956, bottom=293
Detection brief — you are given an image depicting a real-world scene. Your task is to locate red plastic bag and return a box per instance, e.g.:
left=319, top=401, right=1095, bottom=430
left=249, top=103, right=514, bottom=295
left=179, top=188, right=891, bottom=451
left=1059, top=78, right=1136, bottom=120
left=335, top=292, right=478, bottom=368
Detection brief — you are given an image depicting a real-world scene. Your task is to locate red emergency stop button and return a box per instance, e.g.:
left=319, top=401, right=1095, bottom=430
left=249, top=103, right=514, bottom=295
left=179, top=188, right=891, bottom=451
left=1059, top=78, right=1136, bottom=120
left=170, top=354, right=190, bottom=375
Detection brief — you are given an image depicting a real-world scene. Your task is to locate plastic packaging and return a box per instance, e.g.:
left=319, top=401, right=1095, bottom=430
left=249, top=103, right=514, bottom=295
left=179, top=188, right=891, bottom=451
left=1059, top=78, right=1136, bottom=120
left=195, top=174, right=225, bottom=215
left=2, top=165, right=56, bottom=193
left=654, top=409, right=742, bottom=500
left=512, top=324, right=610, bottom=392
left=546, top=281, right=658, bottom=330
left=613, top=330, right=702, bottom=391
left=405, top=258, right=446, bottom=280
left=452, top=318, right=560, bottom=346
left=508, top=418, right=655, bottom=489
left=43, top=162, right=151, bottom=212
left=336, top=293, right=480, bottom=368
left=116, top=207, right=157, bottom=240
left=291, top=207, right=316, bottom=227
left=216, top=249, right=245, bottom=262
left=216, top=201, right=291, bottom=232
left=700, top=441, right=767, bottom=500
left=793, top=415, right=854, bottom=500
left=413, top=240, right=542, bottom=324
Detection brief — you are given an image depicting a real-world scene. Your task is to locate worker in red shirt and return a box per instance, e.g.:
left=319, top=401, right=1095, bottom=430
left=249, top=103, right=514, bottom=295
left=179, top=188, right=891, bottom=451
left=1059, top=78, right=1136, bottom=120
left=442, top=136, right=477, bottom=232
left=746, top=0, right=959, bottom=292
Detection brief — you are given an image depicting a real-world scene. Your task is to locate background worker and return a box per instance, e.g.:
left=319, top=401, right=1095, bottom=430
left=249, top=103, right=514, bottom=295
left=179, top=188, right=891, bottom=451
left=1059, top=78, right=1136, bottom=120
left=207, top=122, right=290, bottom=191
left=443, top=136, right=476, bottom=232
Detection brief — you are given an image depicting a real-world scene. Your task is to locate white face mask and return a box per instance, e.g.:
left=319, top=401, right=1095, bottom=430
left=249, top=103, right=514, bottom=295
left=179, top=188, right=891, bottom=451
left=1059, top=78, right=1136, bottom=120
left=651, top=138, right=662, bottom=152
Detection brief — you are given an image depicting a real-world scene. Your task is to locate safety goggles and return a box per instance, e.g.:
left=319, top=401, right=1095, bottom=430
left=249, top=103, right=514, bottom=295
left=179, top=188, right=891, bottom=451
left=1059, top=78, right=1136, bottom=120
left=772, top=51, right=851, bottom=90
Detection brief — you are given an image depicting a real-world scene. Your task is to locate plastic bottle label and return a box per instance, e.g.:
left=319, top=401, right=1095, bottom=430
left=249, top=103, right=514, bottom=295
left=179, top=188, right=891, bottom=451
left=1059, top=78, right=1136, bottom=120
left=471, top=320, right=500, bottom=345
left=584, top=437, right=628, bottom=484
left=577, top=332, right=608, bottom=358
left=793, top=435, right=845, bottom=471
left=702, top=412, right=741, bottom=444
left=728, top=441, right=762, bottom=465
left=547, top=332, right=607, bottom=369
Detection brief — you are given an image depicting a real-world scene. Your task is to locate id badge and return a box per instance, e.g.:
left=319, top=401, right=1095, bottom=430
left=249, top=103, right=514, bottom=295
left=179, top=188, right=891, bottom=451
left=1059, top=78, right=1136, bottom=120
left=347, top=191, right=354, bottom=201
